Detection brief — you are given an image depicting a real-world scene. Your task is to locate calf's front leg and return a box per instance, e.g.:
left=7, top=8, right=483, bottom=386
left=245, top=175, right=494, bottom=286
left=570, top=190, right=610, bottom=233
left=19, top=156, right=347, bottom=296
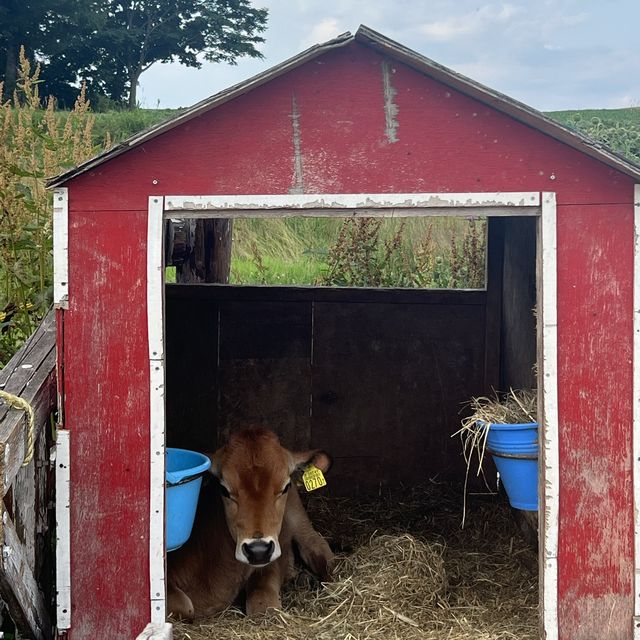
left=167, top=583, right=194, bottom=622
left=285, top=485, right=334, bottom=581
left=245, top=550, right=290, bottom=615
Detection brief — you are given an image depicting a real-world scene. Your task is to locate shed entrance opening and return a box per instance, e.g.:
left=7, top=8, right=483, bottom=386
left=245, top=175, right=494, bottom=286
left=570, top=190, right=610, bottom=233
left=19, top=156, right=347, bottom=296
left=148, top=192, right=557, bottom=639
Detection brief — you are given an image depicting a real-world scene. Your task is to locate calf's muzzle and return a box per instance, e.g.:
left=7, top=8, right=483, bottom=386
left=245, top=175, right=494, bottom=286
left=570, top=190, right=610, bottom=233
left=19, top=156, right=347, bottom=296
left=242, top=538, right=276, bottom=565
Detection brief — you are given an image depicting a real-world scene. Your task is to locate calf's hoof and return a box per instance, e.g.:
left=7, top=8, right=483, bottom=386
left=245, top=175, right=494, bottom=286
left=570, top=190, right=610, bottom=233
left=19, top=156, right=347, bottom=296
left=300, top=535, right=335, bottom=582
left=167, top=585, right=194, bottom=622
left=245, top=590, right=282, bottom=616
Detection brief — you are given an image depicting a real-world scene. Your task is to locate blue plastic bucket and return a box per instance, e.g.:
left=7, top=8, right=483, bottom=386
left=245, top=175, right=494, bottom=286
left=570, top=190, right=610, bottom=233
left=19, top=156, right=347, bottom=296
left=166, top=448, right=211, bottom=551
left=489, top=446, right=538, bottom=510
left=482, top=422, right=539, bottom=511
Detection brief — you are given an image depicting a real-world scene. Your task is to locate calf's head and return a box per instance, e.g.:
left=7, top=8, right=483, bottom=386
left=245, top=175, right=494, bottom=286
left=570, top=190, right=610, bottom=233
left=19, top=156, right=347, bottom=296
left=209, top=428, right=330, bottom=567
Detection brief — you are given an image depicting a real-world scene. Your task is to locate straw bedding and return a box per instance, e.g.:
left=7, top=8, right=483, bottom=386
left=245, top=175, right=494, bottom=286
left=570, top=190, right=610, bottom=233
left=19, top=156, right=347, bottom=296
left=173, top=483, right=537, bottom=640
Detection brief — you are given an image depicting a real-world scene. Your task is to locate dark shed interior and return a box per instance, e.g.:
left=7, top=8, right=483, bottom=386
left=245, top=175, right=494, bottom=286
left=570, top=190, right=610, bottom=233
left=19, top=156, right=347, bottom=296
left=165, top=216, right=537, bottom=494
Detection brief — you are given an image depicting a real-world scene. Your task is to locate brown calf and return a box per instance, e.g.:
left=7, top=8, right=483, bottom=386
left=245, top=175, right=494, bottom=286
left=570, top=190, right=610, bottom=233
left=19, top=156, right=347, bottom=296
left=167, top=428, right=334, bottom=619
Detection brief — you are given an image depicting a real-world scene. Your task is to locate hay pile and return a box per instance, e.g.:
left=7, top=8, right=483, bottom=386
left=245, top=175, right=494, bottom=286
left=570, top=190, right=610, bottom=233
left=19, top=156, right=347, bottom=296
left=173, top=485, right=537, bottom=640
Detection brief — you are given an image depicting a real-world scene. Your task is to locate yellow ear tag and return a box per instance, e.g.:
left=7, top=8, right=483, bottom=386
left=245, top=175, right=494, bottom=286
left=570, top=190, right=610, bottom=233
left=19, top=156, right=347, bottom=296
left=302, top=465, right=327, bottom=492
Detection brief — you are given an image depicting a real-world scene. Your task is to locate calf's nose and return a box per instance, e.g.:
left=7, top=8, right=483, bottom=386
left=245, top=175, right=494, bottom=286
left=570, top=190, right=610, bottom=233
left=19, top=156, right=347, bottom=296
left=242, top=539, right=275, bottom=565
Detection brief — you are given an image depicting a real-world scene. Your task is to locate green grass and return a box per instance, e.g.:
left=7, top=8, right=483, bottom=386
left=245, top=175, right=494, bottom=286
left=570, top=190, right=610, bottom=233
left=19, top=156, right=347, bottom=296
left=231, top=255, right=326, bottom=285
left=91, top=108, right=182, bottom=144
left=227, top=217, right=485, bottom=288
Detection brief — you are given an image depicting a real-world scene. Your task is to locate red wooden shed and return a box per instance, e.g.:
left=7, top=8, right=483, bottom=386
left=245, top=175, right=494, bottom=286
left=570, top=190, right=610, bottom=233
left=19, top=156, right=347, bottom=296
left=46, top=25, right=640, bottom=640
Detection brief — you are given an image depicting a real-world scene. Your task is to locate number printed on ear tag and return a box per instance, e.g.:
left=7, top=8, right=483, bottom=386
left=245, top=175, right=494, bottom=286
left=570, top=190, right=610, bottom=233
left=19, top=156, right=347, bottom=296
left=302, top=465, right=327, bottom=492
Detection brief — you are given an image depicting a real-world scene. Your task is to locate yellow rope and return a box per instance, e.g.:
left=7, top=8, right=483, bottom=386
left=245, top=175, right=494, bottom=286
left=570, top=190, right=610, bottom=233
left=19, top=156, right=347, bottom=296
left=0, top=389, right=35, bottom=467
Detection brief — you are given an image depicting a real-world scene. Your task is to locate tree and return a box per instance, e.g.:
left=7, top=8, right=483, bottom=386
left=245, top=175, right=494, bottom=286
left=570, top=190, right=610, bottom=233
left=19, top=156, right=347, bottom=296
left=0, top=0, right=98, bottom=102
left=89, top=0, right=268, bottom=108
left=1, top=0, right=268, bottom=108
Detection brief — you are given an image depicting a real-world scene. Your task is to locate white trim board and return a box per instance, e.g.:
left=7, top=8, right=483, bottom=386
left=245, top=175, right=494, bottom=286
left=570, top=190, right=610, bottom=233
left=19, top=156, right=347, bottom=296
left=633, top=184, right=640, bottom=637
left=147, top=196, right=166, bottom=623
left=55, top=429, right=71, bottom=630
left=540, top=192, right=559, bottom=640
left=53, top=188, right=69, bottom=309
left=164, top=192, right=541, bottom=218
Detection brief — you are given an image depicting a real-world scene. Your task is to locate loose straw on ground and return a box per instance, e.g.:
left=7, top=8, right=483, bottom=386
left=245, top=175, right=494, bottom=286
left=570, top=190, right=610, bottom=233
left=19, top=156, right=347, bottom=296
left=173, top=483, right=538, bottom=640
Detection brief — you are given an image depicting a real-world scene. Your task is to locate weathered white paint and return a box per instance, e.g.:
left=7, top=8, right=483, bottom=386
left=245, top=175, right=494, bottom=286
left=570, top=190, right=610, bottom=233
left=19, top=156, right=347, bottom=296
left=55, top=429, right=71, bottom=630
left=149, top=362, right=166, bottom=623
left=53, top=188, right=69, bottom=309
left=381, top=60, right=399, bottom=143
left=147, top=197, right=166, bottom=623
left=164, top=192, right=541, bottom=218
left=633, top=184, right=640, bottom=637
left=136, top=622, right=173, bottom=640
left=540, top=191, right=559, bottom=640
left=147, top=197, right=165, bottom=363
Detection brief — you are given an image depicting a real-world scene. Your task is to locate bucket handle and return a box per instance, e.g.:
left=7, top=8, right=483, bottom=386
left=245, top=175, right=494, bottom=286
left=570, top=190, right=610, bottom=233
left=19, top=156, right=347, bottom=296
left=166, top=471, right=206, bottom=487
left=487, top=448, right=538, bottom=461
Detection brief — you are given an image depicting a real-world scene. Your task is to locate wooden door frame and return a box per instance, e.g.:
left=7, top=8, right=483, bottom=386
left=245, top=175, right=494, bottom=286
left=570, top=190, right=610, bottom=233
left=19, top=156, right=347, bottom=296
left=145, top=191, right=558, bottom=637
left=633, top=184, right=640, bottom=638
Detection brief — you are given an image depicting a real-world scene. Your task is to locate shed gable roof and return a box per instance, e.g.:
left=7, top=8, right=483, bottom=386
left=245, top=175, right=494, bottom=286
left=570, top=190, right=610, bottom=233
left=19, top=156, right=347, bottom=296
left=47, top=25, right=640, bottom=187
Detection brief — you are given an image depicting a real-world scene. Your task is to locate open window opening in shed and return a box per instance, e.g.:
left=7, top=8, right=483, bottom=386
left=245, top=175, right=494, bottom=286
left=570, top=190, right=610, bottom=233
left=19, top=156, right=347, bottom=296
left=166, top=216, right=487, bottom=289
left=163, top=212, right=540, bottom=640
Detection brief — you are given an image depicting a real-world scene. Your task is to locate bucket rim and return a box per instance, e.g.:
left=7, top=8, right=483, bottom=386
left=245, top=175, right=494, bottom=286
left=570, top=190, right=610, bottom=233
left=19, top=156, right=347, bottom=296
left=478, top=420, right=538, bottom=431
left=166, top=448, right=212, bottom=485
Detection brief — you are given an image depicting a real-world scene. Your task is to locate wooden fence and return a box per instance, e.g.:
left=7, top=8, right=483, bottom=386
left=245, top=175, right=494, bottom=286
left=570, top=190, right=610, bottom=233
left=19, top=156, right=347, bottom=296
left=0, top=311, right=56, bottom=639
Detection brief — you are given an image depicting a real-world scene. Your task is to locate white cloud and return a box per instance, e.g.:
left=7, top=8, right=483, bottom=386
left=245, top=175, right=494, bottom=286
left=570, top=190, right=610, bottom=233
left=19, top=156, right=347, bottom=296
left=559, top=12, right=589, bottom=26
left=301, top=18, right=344, bottom=48
left=420, top=3, right=522, bottom=41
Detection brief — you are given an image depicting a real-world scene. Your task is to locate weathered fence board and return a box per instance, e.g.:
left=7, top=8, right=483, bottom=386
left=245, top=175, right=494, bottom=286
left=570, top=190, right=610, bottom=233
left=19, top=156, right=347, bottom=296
left=0, top=311, right=56, bottom=640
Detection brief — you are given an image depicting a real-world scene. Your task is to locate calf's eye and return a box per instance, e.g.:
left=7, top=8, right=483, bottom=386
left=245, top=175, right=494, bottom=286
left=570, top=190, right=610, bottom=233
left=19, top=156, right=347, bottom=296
left=219, top=484, right=231, bottom=499
left=282, top=482, right=291, bottom=494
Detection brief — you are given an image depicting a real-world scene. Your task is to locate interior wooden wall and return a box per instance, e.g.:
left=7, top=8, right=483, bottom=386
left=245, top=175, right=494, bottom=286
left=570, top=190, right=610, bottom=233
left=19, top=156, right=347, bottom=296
left=166, top=285, right=493, bottom=492
left=500, top=217, right=537, bottom=390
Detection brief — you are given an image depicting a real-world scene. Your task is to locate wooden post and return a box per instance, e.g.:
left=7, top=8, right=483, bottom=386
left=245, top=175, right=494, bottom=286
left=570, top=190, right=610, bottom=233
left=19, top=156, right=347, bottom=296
left=205, top=219, right=233, bottom=283
left=170, top=219, right=233, bottom=283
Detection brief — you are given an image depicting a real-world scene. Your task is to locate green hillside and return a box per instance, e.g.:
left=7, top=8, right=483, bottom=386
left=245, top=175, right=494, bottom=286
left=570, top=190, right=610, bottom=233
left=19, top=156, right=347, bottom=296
left=547, top=107, right=640, bottom=164
left=548, top=107, right=640, bottom=127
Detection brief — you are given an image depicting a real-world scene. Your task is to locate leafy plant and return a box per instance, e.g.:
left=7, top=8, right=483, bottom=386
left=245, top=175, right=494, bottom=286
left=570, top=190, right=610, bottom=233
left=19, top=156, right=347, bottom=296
left=320, top=217, right=486, bottom=289
left=563, top=113, right=640, bottom=164
left=0, top=48, right=99, bottom=365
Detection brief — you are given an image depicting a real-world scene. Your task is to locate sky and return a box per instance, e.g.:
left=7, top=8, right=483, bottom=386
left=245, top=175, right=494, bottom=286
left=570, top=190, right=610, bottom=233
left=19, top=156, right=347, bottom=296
left=139, top=0, right=640, bottom=113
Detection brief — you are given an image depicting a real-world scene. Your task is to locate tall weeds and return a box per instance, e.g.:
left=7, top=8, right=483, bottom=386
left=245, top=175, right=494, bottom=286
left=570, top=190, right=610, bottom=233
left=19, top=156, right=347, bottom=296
left=321, top=218, right=486, bottom=289
left=0, top=48, right=100, bottom=365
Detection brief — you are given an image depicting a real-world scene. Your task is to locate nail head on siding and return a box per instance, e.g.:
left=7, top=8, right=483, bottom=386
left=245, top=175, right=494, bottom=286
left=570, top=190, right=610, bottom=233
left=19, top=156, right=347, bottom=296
left=152, top=179, right=159, bottom=185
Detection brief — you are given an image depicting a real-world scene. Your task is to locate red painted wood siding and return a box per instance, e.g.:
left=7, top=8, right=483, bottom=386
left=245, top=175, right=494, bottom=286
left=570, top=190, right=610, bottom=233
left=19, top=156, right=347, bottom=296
left=556, top=204, right=634, bottom=640
left=62, top=41, right=636, bottom=639
left=64, top=210, right=151, bottom=636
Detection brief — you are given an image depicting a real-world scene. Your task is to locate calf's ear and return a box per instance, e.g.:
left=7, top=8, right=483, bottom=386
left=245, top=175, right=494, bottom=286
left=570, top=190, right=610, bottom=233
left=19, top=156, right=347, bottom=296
left=289, top=449, right=332, bottom=474
left=206, top=447, right=224, bottom=478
